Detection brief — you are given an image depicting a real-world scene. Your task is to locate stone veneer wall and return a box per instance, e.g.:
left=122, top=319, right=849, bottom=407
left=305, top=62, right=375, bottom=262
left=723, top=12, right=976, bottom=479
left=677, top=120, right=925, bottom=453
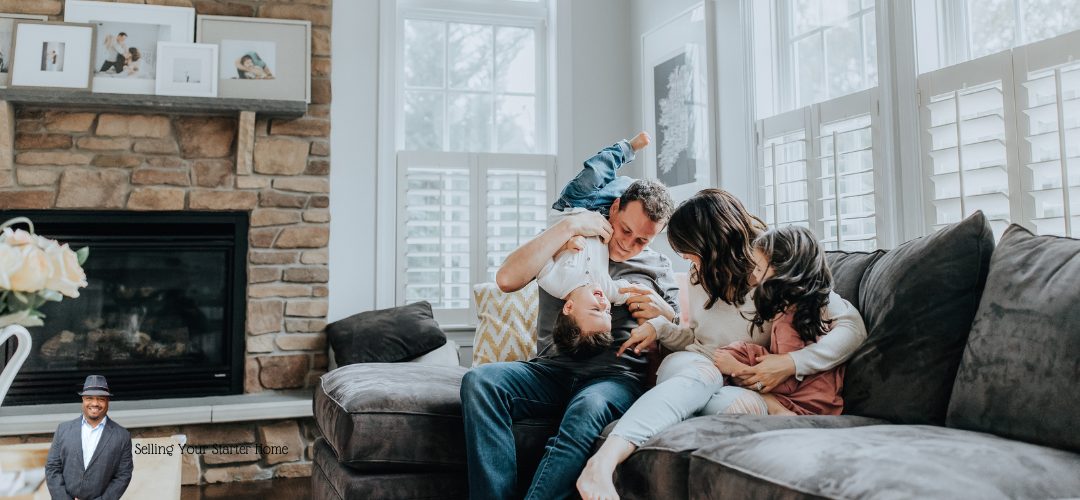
left=0, top=0, right=332, bottom=484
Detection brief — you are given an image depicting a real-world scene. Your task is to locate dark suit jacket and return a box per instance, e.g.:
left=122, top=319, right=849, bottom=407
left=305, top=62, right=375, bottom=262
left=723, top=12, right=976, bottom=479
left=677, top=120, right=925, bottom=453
left=46, top=416, right=133, bottom=500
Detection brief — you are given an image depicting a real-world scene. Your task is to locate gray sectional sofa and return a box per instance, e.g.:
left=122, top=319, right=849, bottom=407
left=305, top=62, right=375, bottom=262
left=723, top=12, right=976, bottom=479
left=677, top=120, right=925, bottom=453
left=311, top=212, right=1080, bottom=499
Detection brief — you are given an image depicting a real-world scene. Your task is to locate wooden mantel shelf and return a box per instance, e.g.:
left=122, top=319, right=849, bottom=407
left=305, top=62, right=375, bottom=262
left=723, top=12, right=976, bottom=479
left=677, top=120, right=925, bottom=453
left=0, top=88, right=307, bottom=118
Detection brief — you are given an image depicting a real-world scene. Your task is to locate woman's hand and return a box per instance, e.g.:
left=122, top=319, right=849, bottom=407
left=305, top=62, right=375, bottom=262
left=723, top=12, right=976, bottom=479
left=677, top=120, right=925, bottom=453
left=620, top=283, right=676, bottom=324
left=563, top=211, right=612, bottom=243
left=616, top=322, right=656, bottom=356
left=730, top=353, right=795, bottom=393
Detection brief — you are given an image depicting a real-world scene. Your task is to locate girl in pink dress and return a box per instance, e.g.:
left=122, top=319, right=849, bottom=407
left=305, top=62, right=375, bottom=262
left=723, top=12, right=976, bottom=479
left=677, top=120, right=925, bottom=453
left=713, top=225, right=845, bottom=416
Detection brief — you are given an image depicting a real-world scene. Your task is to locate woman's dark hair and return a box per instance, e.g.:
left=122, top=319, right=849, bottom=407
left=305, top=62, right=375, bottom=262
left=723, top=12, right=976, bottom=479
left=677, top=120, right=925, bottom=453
left=128, top=47, right=140, bottom=62
left=749, top=225, right=834, bottom=343
left=667, top=188, right=766, bottom=309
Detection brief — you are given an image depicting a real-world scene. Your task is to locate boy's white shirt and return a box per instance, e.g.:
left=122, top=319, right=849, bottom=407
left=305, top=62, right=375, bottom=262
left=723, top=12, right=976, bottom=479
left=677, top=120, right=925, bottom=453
left=537, top=207, right=633, bottom=304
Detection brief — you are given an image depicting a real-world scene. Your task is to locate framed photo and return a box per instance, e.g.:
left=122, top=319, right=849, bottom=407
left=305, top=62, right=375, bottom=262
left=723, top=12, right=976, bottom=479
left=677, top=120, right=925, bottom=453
left=0, top=13, right=48, bottom=87
left=9, top=21, right=95, bottom=91
left=641, top=2, right=718, bottom=204
left=155, top=42, right=217, bottom=97
left=197, top=15, right=310, bottom=102
left=64, top=0, right=195, bottom=95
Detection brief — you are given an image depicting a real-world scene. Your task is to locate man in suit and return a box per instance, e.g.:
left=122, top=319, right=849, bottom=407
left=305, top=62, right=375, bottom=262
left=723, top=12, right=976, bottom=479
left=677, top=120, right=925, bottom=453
left=46, top=375, right=133, bottom=500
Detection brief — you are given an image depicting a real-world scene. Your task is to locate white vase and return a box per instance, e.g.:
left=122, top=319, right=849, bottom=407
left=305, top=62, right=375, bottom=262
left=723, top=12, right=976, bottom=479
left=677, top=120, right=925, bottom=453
left=0, top=324, right=32, bottom=408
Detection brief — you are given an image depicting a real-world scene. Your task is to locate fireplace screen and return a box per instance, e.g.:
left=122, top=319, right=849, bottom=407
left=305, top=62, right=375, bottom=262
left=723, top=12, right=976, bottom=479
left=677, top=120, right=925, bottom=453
left=1, top=211, right=247, bottom=405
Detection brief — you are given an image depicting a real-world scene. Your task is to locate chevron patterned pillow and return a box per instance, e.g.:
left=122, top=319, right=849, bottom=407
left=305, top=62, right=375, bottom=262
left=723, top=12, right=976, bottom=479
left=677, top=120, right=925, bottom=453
left=472, top=281, right=539, bottom=366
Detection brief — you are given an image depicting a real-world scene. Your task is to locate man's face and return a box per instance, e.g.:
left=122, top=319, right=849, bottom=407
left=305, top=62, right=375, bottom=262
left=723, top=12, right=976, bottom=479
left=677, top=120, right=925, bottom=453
left=82, top=395, right=109, bottom=422
left=606, top=199, right=662, bottom=262
left=117, top=34, right=127, bottom=43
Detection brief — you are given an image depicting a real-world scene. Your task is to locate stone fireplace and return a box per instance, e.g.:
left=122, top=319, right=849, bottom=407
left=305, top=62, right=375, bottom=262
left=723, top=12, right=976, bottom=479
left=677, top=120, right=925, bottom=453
left=0, top=0, right=333, bottom=485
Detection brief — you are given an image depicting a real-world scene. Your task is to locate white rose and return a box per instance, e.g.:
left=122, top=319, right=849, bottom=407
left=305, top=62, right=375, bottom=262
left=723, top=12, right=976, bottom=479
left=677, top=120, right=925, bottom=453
left=9, top=245, right=51, bottom=292
left=1, top=228, right=34, bottom=246
left=44, top=243, right=87, bottom=298
left=0, top=244, right=24, bottom=290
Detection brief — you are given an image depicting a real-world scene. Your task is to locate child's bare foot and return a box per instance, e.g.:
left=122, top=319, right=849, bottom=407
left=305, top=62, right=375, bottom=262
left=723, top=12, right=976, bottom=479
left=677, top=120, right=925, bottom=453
left=577, top=458, right=620, bottom=500
left=629, top=131, right=651, bottom=152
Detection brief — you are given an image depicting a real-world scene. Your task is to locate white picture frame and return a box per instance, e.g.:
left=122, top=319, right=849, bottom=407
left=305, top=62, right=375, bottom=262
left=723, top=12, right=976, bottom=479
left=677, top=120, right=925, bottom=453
left=196, top=15, right=311, bottom=102
left=64, top=0, right=195, bottom=95
left=0, top=13, right=49, bottom=88
left=10, top=21, right=95, bottom=91
left=641, top=2, right=718, bottom=204
left=155, top=42, right=217, bottom=97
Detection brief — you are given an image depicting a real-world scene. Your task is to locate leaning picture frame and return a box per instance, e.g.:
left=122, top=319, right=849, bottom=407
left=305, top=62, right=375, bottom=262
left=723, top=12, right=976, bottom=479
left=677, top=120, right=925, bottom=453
left=9, top=21, right=96, bottom=91
left=196, top=15, right=311, bottom=102
left=0, top=13, right=49, bottom=88
left=640, top=2, right=718, bottom=204
left=64, top=0, right=195, bottom=95
left=155, top=42, right=218, bottom=97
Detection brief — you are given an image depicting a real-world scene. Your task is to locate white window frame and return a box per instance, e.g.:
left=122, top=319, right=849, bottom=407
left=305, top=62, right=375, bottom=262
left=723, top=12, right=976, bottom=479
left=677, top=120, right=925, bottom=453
left=396, top=152, right=556, bottom=325
left=396, top=3, right=550, bottom=154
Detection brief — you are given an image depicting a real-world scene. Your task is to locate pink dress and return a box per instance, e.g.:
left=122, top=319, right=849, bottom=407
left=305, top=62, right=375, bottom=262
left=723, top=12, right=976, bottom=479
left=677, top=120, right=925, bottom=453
left=718, top=311, right=845, bottom=416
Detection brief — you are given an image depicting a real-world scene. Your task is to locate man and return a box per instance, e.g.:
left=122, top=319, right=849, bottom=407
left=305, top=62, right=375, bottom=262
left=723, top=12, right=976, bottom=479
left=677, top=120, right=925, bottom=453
left=98, top=32, right=128, bottom=74
left=46, top=375, right=134, bottom=500
left=461, top=165, right=680, bottom=499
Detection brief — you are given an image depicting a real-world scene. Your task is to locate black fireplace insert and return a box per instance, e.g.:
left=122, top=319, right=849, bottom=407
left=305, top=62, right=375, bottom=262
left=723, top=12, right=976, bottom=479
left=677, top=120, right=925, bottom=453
left=0, top=210, right=247, bottom=405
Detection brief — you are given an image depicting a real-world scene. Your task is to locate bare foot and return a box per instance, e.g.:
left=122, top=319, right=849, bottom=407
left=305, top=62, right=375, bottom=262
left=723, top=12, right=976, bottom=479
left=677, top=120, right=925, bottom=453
left=577, top=458, right=620, bottom=500
left=629, top=131, right=651, bottom=152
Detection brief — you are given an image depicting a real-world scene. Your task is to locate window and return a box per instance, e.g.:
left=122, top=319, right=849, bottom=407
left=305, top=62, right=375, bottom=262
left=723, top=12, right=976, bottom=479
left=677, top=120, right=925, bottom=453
left=757, top=88, right=883, bottom=250
left=393, top=0, right=552, bottom=323
left=400, top=11, right=545, bottom=153
left=397, top=153, right=554, bottom=323
left=916, top=20, right=1080, bottom=237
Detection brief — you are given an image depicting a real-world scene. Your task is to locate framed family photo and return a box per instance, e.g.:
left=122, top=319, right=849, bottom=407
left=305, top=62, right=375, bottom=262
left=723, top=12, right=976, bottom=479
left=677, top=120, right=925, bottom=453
left=196, top=15, right=310, bottom=102
left=640, top=2, right=718, bottom=204
left=155, top=42, right=217, bottom=97
left=64, top=0, right=195, bottom=95
left=0, top=13, right=48, bottom=87
left=9, top=21, right=95, bottom=91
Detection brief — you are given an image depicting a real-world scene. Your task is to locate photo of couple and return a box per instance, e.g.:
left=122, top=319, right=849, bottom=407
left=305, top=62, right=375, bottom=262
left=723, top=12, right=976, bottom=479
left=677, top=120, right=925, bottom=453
left=93, top=22, right=156, bottom=80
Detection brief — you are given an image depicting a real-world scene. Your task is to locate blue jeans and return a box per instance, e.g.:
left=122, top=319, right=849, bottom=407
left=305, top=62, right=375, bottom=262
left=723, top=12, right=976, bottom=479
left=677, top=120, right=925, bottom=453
left=551, top=140, right=636, bottom=217
left=461, top=361, right=643, bottom=500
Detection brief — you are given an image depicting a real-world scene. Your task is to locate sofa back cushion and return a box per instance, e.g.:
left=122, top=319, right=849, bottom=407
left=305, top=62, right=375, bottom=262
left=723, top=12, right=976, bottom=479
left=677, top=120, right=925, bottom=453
left=843, top=211, right=994, bottom=424
left=472, top=282, right=538, bottom=366
left=946, top=225, right=1080, bottom=452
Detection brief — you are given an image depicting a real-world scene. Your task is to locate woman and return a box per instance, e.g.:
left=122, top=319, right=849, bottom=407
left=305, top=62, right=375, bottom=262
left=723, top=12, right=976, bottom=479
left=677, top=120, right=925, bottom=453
left=576, top=189, right=867, bottom=500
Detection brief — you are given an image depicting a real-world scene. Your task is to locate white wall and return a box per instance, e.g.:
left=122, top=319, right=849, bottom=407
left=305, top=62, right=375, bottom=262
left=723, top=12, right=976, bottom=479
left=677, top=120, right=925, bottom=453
left=329, top=0, right=635, bottom=320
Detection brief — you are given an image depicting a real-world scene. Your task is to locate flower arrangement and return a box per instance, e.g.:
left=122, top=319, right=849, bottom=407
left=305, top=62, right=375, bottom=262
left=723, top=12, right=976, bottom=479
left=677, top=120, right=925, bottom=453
left=0, top=217, right=88, bottom=328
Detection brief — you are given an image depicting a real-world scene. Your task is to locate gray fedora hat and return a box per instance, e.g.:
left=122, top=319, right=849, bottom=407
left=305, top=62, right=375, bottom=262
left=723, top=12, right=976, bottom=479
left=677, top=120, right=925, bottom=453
left=78, top=375, right=113, bottom=397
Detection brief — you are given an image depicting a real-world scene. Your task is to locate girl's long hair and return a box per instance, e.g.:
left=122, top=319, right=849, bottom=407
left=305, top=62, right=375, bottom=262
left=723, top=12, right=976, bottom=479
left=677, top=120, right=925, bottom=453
left=667, top=189, right=766, bottom=309
left=750, top=225, right=834, bottom=343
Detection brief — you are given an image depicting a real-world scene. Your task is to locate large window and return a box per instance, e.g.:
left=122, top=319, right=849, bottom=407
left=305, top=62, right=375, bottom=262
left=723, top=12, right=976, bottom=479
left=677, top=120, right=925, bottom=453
left=752, top=1, right=883, bottom=249
left=394, top=0, right=552, bottom=323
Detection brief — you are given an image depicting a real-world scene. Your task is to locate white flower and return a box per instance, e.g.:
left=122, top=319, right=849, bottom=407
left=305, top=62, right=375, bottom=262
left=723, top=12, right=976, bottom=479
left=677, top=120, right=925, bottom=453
left=0, top=244, right=24, bottom=290
left=44, top=243, right=87, bottom=298
left=8, top=245, right=51, bottom=292
left=1, top=228, right=35, bottom=246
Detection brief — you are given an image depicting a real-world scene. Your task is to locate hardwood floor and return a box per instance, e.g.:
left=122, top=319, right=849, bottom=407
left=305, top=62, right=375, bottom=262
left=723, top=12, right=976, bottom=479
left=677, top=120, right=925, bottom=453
left=181, top=477, right=311, bottom=499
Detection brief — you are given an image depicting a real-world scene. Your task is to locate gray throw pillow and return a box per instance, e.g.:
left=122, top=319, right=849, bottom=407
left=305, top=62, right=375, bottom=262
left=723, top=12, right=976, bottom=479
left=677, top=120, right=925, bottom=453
left=843, top=211, right=994, bottom=425
left=946, top=225, right=1080, bottom=452
left=825, top=250, right=886, bottom=310
left=326, top=301, right=447, bottom=365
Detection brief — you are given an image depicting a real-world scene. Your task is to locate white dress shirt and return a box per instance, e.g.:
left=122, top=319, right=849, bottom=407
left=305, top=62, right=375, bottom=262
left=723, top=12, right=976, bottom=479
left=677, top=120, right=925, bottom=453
left=81, top=415, right=107, bottom=469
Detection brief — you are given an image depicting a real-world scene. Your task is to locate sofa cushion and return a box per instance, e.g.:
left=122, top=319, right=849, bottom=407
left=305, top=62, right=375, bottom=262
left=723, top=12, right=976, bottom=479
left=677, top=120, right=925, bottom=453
left=325, top=301, right=447, bottom=366
left=824, top=250, right=885, bottom=310
left=602, top=415, right=886, bottom=500
left=689, top=425, right=1080, bottom=500
left=314, top=363, right=558, bottom=475
left=311, top=437, right=467, bottom=500
left=947, top=225, right=1080, bottom=452
left=845, top=211, right=994, bottom=424
left=472, top=282, right=538, bottom=366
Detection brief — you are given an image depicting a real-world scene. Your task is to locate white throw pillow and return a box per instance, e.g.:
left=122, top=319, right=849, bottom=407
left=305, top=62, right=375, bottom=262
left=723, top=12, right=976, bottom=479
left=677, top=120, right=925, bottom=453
left=471, top=282, right=538, bottom=366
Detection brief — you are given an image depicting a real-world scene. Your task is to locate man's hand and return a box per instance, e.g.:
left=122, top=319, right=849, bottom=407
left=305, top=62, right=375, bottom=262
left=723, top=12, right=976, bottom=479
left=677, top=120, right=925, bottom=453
left=730, top=353, right=796, bottom=393
left=617, top=322, right=657, bottom=356
left=565, top=210, right=612, bottom=243
left=620, top=283, right=676, bottom=324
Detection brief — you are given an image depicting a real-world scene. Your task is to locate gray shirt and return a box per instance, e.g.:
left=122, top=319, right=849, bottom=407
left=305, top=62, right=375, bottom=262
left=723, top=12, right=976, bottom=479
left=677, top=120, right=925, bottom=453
left=533, top=246, right=680, bottom=383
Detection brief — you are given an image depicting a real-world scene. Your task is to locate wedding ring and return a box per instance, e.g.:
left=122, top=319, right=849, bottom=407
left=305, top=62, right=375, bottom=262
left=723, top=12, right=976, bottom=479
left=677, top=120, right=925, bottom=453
left=754, top=382, right=764, bottom=391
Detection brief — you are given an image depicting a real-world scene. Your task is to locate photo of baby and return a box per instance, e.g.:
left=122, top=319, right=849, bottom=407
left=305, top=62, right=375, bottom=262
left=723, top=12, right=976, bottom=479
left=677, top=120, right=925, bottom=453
left=40, top=41, right=64, bottom=72
left=220, top=39, right=275, bottom=80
